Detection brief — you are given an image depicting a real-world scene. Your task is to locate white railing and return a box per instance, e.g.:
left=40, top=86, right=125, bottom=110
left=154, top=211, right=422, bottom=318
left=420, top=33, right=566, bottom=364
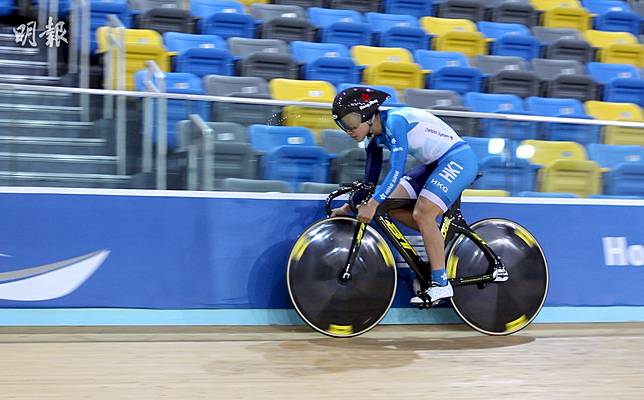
left=186, top=114, right=215, bottom=191
left=142, top=60, right=168, bottom=190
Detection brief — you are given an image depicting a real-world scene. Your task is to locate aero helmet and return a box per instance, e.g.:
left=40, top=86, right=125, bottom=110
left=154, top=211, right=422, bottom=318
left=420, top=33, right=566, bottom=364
left=332, top=87, right=390, bottom=132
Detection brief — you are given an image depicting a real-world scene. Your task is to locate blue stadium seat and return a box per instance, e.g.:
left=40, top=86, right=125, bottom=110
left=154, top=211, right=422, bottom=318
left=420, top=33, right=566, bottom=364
left=248, top=125, right=329, bottom=187
left=587, top=62, right=644, bottom=106
left=516, top=191, right=580, bottom=198
left=291, top=41, right=361, bottom=86
left=587, top=143, right=644, bottom=196
left=414, top=50, right=483, bottom=94
left=464, top=93, right=538, bottom=140
left=477, top=21, right=541, bottom=60
left=525, top=96, right=601, bottom=144
left=308, top=7, right=373, bottom=48
left=383, top=0, right=433, bottom=18
left=0, top=0, right=13, bottom=16
left=163, top=33, right=234, bottom=77
left=582, top=0, right=641, bottom=36
left=336, top=83, right=406, bottom=106
left=462, top=137, right=536, bottom=193
left=134, top=71, right=209, bottom=148
left=89, top=0, right=133, bottom=52
left=192, top=0, right=256, bottom=39
left=366, top=12, right=430, bottom=51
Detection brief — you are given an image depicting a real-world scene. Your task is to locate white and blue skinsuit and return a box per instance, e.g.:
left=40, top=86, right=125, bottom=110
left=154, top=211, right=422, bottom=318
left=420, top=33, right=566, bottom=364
left=362, top=107, right=479, bottom=211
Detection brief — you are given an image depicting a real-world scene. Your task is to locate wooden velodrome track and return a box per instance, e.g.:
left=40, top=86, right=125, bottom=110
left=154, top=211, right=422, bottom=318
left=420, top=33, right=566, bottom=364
left=1, top=323, right=643, bottom=399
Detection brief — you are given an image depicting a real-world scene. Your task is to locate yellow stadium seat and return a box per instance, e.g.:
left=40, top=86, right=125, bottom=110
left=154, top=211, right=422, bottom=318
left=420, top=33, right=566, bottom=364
left=351, top=46, right=424, bottom=91
left=531, top=0, right=591, bottom=31
left=420, top=17, right=487, bottom=57
left=97, top=27, right=170, bottom=91
left=269, top=79, right=337, bottom=136
left=518, top=140, right=588, bottom=165
left=538, top=159, right=602, bottom=197
left=269, top=79, right=336, bottom=102
left=584, top=100, right=643, bottom=121
left=582, top=30, right=643, bottom=66
left=584, top=101, right=644, bottom=146
left=462, top=189, right=510, bottom=197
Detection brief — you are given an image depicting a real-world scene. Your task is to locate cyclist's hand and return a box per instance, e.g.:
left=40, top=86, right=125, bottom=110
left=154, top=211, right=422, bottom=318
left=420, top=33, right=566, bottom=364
left=330, top=203, right=352, bottom=217
left=357, top=199, right=378, bottom=224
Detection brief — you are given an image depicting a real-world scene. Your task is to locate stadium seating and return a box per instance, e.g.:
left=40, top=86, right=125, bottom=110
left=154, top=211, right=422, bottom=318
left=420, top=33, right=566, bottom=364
left=383, top=0, right=434, bottom=18
left=308, top=7, right=373, bottom=48
left=582, top=30, right=644, bottom=67
left=228, top=37, right=299, bottom=81
left=247, top=125, right=329, bottom=187
left=191, top=0, right=256, bottom=39
left=532, top=26, right=595, bottom=64
left=89, top=0, right=133, bottom=52
left=177, top=120, right=256, bottom=183
left=137, top=7, right=195, bottom=35
left=420, top=17, right=488, bottom=57
left=269, top=78, right=337, bottom=133
left=366, top=12, right=430, bottom=52
left=474, top=55, right=541, bottom=97
left=220, top=177, right=294, bottom=192
left=351, top=46, right=424, bottom=91
left=530, top=58, right=600, bottom=102
left=586, top=62, right=644, bottom=106
left=204, top=75, right=282, bottom=126
left=96, top=28, right=170, bottom=90
left=585, top=100, right=644, bottom=145
left=290, top=41, right=361, bottom=86
left=486, top=0, right=540, bottom=27
left=436, top=0, right=485, bottom=21
left=582, top=0, right=641, bottom=36
left=134, top=71, right=209, bottom=148
left=249, top=3, right=316, bottom=42
left=414, top=50, right=483, bottom=94
left=531, top=0, right=592, bottom=31
left=163, top=33, right=234, bottom=77
left=477, top=21, right=541, bottom=60
left=464, top=92, right=538, bottom=140
left=516, top=139, right=601, bottom=196
left=587, top=143, right=644, bottom=196
left=525, top=96, right=600, bottom=143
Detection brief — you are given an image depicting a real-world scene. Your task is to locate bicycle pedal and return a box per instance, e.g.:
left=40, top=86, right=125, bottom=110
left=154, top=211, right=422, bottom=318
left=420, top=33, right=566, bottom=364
left=493, top=268, right=509, bottom=282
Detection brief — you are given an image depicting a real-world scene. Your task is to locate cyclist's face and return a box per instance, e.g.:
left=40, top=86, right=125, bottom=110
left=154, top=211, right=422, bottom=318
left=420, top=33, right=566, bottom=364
left=338, top=112, right=369, bottom=142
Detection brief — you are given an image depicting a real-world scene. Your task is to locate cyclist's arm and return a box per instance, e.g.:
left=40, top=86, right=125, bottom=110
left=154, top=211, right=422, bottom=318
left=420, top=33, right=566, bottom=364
left=349, top=138, right=383, bottom=207
left=372, top=115, right=410, bottom=203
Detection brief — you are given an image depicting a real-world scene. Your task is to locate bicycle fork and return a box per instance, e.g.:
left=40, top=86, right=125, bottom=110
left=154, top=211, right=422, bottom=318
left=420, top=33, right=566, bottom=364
left=339, top=221, right=367, bottom=282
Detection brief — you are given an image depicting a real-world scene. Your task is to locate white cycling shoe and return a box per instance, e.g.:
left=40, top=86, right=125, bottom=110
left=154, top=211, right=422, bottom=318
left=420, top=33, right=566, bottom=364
left=410, top=282, right=454, bottom=306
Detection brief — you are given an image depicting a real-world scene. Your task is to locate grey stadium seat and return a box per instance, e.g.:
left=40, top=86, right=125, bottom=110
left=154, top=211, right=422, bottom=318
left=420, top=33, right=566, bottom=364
left=220, top=178, right=293, bottom=192
left=177, top=121, right=257, bottom=183
left=299, top=182, right=340, bottom=193
left=204, top=75, right=282, bottom=126
left=532, top=27, right=594, bottom=64
left=430, top=105, right=480, bottom=137
left=485, top=0, right=539, bottom=27
left=320, top=129, right=359, bottom=156
left=128, top=0, right=184, bottom=11
left=137, top=7, right=195, bottom=34
left=327, top=0, right=381, bottom=13
left=273, top=0, right=325, bottom=7
left=227, top=38, right=299, bottom=81
left=437, top=0, right=486, bottom=21
left=249, top=4, right=314, bottom=42
left=474, top=56, right=540, bottom=98
left=404, top=89, right=462, bottom=109
left=531, top=58, right=599, bottom=102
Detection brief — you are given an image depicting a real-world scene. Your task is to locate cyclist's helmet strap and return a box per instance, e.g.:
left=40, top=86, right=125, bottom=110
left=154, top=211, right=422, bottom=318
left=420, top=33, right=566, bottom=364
left=332, top=87, right=391, bottom=131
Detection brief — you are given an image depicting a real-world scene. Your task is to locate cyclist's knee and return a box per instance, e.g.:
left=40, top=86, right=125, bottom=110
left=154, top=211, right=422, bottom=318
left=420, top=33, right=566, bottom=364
left=412, top=198, right=442, bottom=224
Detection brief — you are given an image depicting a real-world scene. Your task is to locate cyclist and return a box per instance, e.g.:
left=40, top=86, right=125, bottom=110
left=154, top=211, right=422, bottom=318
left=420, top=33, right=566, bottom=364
left=330, top=87, right=479, bottom=306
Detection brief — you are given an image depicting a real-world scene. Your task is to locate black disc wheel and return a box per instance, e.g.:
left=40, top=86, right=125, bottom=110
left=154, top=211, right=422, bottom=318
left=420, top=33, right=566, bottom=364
left=447, top=218, right=548, bottom=335
left=287, top=217, right=397, bottom=338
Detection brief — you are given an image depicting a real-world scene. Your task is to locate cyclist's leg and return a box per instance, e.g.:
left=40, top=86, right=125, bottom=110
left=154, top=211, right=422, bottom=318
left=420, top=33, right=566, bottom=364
left=388, top=163, right=435, bottom=230
left=413, top=146, right=478, bottom=296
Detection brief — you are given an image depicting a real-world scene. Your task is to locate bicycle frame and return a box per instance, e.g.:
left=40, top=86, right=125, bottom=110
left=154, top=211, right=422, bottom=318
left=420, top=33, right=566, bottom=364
left=375, top=197, right=506, bottom=288
left=326, top=184, right=507, bottom=290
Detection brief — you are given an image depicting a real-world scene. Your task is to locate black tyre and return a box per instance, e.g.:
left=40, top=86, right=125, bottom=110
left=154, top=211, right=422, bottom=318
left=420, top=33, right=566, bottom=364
left=447, top=218, right=548, bottom=335
left=287, top=217, right=397, bottom=338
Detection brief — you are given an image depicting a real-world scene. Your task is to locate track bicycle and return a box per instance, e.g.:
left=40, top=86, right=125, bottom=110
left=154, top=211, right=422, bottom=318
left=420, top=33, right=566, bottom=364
left=286, top=181, right=549, bottom=338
